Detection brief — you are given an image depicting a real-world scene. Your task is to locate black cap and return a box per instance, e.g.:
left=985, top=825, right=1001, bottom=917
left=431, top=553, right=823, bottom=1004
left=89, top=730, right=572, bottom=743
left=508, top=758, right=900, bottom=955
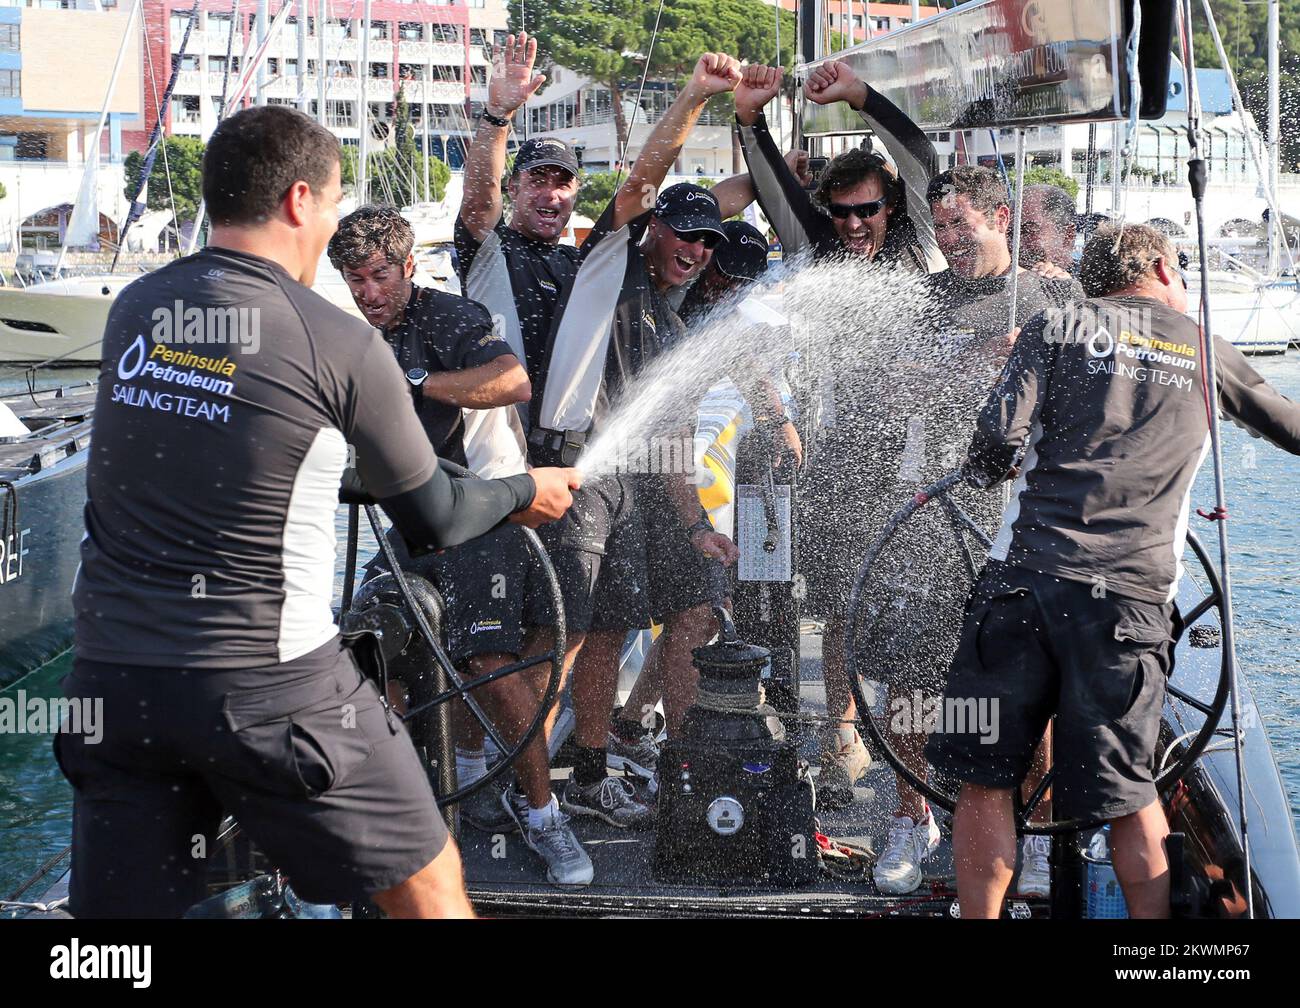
left=653, top=183, right=726, bottom=239
left=713, top=220, right=769, bottom=282
left=512, top=137, right=580, bottom=178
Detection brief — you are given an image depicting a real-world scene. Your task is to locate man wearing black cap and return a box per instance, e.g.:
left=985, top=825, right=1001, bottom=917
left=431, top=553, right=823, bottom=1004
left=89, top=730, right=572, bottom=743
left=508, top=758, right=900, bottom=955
left=522, top=53, right=744, bottom=826
left=677, top=218, right=773, bottom=327
left=458, top=32, right=583, bottom=400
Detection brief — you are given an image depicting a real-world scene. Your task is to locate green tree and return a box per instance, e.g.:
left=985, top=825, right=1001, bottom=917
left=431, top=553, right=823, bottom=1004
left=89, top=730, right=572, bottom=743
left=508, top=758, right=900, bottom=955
left=1023, top=164, right=1079, bottom=200
left=574, top=170, right=622, bottom=220
left=124, top=135, right=205, bottom=225
left=534, top=0, right=796, bottom=151
left=343, top=89, right=452, bottom=206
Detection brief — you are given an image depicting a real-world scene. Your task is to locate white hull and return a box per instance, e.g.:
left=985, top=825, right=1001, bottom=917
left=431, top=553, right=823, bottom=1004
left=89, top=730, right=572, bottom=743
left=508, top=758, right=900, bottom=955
left=1187, top=273, right=1298, bottom=355
left=0, top=259, right=442, bottom=364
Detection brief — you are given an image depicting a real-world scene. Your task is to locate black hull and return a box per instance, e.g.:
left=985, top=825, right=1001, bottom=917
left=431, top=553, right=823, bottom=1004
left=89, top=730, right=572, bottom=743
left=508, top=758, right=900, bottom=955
left=0, top=385, right=94, bottom=688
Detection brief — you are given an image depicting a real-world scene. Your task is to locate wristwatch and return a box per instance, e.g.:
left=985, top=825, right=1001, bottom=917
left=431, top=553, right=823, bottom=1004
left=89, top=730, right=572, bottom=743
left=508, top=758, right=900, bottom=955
left=405, top=368, right=428, bottom=399
left=687, top=515, right=714, bottom=537
left=480, top=108, right=510, bottom=128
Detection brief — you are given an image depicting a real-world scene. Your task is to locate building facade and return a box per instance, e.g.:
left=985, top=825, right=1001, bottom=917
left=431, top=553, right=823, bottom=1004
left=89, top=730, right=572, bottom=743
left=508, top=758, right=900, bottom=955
left=139, top=0, right=508, bottom=168
left=0, top=1, right=143, bottom=252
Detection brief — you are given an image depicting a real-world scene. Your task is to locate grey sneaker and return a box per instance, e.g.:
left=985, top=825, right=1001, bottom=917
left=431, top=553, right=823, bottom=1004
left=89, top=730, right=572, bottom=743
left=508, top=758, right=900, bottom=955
left=560, top=773, right=655, bottom=829
left=462, top=777, right=516, bottom=833
left=526, top=813, right=594, bottom=887
left=606, top=729, right=659, bottom=782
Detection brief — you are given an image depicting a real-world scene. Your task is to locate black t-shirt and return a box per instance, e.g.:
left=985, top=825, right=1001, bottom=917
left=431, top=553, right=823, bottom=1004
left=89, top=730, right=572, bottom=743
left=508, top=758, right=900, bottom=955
left=531, top=202, right=685, bottom=451
left=454, top=217, right=582, bottom=394
left=381, top=283, right=513, bottom=467
left=74, top=246, right=438, bottom=668
left=970, top=296, right=1300, bottom=603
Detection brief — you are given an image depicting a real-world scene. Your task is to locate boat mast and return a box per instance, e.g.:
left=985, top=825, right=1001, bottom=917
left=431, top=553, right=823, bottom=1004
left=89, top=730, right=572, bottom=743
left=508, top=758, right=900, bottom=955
left=358, top=0, right=370, bottom=204
left=317, top=0, right=327, bottom=126
left=1267, top=0, right=1280, bottom=275
left=256, top=0, right=268, bottom=105
left=1178, top=0, right=1254, bottom=920
left=56, top=0, right=141, bottom=274
left=297, top=0, right=310, bottom=113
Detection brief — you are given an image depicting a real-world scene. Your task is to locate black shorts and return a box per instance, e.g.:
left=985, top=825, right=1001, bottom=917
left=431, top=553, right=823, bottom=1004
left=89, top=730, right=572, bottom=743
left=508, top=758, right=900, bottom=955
left=367, top=524, right=543, bottom=662
left=56, top=639, right=448, bottom=918
left=528, top=474, right=651, bottom=635
left=641, top=476, right=730, bottom=622
left=925, top=563, right=1175, bottom=821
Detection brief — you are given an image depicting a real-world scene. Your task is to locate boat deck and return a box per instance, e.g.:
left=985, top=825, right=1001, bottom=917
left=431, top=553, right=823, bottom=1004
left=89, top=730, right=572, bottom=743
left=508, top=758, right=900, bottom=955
left=459, top=631, right=1049, bottom=919
left=0, top=384, right=96, bottom=482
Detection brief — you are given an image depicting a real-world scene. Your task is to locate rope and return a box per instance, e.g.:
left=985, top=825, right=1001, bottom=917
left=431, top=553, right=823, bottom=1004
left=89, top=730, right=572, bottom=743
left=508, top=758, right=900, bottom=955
left=616, top=0, right=668, bottom=184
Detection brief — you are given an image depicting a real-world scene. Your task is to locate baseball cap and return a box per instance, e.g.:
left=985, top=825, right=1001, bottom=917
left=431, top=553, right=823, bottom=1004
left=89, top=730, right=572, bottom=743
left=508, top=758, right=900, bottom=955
left=713, top=220, right=769, bottom=282
left=512, top=137, right=580, bottom=178
left=653, top=183, right=726, bottom=239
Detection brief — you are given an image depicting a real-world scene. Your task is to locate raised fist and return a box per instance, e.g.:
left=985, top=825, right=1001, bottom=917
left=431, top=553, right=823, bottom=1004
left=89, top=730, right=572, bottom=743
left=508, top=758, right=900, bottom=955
left=735, top=63, right=783, bottom=121
left=804, top=59, right=867, bottom=109
left=688, top=52, right=743, bottom=101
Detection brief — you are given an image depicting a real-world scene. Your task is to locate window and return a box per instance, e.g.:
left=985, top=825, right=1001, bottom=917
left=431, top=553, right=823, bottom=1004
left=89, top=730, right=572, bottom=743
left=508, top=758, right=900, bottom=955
left=178, top=54, right=199, bottom=72
left=398, top=22, right=423, bottom=41
left=170, top=94, right=201, bottom=124
left=327, top=18, right=352, bottom=42
left=285, top=59, right=298, bottom=76
left=286, top=15, right=316, bottom=35
left=493, top=30, right=508, bottom=49
left=369, top=21, right=389, bottom=40
left=267, top=58, right=279, bottom=74
left=430, top=23, right=461, bottom=44
left=369, top=62, right=389, bottom=79
left=0, top=24, right=18, bottom=52
left=334, top=61, right=356, bottom=78
left=398, top=64, right=424, bottom=81
left=170, top=12, right=195, bottom=40
left=469, top=29, right=487, bottom=47
left=326, top=99, right=354, bottom=127
left=470, top=65, right=487, bottom=85
left=0, top=69, right=18, bottom=98
left=208, top=12, right=232, bottom=39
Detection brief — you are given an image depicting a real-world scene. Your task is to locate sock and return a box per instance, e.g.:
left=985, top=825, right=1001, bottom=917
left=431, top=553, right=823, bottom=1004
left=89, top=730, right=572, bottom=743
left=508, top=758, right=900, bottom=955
left=613, top=716, right=646, bottom=742
left=527, top=795, right=561, bottom=831
left=574, top=745, right=607, bottom=787
left=455, top=747, right=487, bottom=788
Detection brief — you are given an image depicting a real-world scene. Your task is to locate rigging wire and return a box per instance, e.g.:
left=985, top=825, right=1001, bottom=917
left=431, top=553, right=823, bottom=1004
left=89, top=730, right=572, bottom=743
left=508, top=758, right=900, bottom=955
left=1177, top=0, right=1254, bottom=920
left=616, top=0, right=669, bottom=186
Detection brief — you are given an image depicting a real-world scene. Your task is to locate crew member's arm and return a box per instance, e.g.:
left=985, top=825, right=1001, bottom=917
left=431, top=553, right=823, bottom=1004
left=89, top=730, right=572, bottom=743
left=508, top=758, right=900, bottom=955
left=663, top=469, right=739, bottom=564
left=611, top=53, right=741, bottom=230
left=964, top=317, right=1054, bottom=487
left=421, top=296, right=531, bottom=408
left=1214, top=336, right=1300, bottom=454
left=734, top=65, right=827, bottom=258
left=459, top=31, right=546, bottom=243
left=805, top=59, right=945, bottom=272
left=423, top=356, right=530, bottom=408
left=709, top=149, right=814, bottom=220
left=344, top=330, right=578, bottom=547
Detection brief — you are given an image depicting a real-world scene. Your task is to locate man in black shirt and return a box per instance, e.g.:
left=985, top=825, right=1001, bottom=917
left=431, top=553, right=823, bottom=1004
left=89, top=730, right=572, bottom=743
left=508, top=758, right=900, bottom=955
left=931, top=223, right=1300, bottom=918
left=329, top=205, right=530, bottom=468
left=524, top=54, right=743, bottom=826
left=59, top=106, right=579, bottom=918
left=328, top=206, right=592, bottom=887
left=456, top=31, right=582, bottom=400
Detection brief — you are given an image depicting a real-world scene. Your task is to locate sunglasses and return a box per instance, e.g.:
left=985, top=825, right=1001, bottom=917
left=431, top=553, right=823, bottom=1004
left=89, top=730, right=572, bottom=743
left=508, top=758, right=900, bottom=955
left=670, top=227, right=724, bottom=250
left=826, top=197, right=887, bottom=220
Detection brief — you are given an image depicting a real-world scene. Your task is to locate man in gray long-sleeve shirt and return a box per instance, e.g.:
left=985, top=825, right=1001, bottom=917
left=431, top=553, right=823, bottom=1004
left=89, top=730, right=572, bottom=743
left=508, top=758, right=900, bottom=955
left=929, top=223, right=1300, bottom=918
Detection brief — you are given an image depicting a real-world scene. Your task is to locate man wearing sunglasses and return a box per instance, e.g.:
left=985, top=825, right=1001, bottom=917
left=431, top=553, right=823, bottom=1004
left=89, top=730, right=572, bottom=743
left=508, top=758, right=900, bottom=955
left=520, top=53, right=743, bottom=830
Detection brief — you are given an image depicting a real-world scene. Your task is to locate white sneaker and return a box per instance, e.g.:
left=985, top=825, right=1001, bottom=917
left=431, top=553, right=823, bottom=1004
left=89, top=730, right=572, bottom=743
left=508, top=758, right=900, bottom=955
left=873, top=812, right=941, bottom=895
left=1017, top=835, right=1051, bottom=897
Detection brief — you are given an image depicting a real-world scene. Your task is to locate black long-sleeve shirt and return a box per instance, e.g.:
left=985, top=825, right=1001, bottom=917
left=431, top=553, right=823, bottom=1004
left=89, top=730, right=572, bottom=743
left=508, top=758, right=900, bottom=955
left=736, top=89, right=946, bottom=272
left=75, top=246, right=532, bottom=669
left=968, top=295, right=1300, bottom=603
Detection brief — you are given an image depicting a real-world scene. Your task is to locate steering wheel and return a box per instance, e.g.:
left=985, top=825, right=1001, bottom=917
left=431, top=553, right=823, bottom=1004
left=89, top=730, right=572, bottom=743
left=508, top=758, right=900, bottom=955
left=338, top=494, right=566, bottom=810
left=843, top=470, right=1231, bottom=836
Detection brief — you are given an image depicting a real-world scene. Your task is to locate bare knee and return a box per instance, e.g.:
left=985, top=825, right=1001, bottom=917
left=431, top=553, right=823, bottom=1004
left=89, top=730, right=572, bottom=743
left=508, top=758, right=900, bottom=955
left=372, top=837, right=475, bottom=920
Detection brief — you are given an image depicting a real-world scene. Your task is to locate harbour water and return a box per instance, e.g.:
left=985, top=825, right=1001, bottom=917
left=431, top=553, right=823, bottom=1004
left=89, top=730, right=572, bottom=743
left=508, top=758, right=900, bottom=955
left=2, top=357, right=1298, bottom=900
